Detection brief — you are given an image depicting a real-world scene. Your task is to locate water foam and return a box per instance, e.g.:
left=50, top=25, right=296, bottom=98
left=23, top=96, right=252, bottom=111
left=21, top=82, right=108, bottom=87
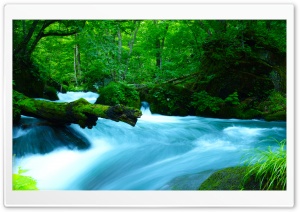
left=57, top=91, right=99, bottom=103
left=14, top=140, right=112, bottom=190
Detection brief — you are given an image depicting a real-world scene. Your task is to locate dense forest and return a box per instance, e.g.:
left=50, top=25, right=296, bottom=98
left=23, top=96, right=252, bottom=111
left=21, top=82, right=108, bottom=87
left=12, top=20, right=287, bottom=191
left=13, top=20, right=286, bottom=122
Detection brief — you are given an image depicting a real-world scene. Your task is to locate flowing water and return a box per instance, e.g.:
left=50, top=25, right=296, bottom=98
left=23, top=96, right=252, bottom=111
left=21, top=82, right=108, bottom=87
left=13, top=92, right=286, bottom=190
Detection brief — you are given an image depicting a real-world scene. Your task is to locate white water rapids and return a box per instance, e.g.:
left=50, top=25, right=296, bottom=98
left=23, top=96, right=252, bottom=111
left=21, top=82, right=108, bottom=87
left=13, top=92, right=286, bottom=190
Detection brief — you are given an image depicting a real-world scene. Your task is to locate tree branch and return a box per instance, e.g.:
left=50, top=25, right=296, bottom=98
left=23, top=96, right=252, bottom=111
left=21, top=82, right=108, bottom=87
left=28, top=20, right=57, bottom=55
left=14, top=20, right=39, bottom=55
left=42, top=30, right=79, bottom=38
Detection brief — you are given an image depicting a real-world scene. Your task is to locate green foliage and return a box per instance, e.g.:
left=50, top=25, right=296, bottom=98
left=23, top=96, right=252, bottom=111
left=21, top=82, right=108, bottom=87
left=147, top=84, right=192, bottom=116
left=264, top=111, right=286, bottom=121
left=96, top=82, right=140, bottom=108
left=13, top=167, right=38, bottom=190
left=243, top=139, right=286, bottom=190
left=14, top=20, right=286, bottom=121
left=152, top=87, right=181, bottom=115
left=82, top=69, right=111, bottom=91
left=268, top=91, right=286, bottom=113
left=237, top=108, right=262, bottom=119
left=258, top=91, right=286, bottom=121
left=191, top=91, right=224, bottom=114
left=225, top=91, right=240, bottom=105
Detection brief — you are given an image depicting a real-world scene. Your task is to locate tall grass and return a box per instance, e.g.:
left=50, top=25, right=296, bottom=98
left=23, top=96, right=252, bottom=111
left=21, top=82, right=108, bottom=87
left=243, top=139, right=286, bottom=190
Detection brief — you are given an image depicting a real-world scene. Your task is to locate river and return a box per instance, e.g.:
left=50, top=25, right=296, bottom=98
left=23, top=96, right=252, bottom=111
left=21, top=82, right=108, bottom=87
left=12, top=92, right=286, bottom=190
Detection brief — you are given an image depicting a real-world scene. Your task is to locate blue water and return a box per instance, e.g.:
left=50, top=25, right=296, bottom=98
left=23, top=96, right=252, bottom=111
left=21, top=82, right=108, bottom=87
left=13, top=92, right=286, bottom=190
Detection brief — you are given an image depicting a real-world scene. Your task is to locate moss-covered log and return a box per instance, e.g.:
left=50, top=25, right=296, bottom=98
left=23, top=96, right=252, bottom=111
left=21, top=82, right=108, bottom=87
left=14, top=91, right=142, bottom=128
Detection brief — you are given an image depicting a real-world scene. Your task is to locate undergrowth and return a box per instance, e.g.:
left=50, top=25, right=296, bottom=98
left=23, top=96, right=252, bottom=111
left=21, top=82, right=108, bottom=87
left=243, top=139, right=286, bottom=190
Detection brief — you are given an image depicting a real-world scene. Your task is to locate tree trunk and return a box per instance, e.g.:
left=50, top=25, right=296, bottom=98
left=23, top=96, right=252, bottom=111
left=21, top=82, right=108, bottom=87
left=153, top=21, right=168, bottom=71
left=14, top=91, right=142, bottom=128
left=76, top=43, right=81, bottom=78
left=74, top=46, right=78, bottom=85
left=117, top=23, right=122, bottom=64
left=13, top=21, right=85, bottom=98
left=123, top=21, right=140, bottom=80
left=160, top=23, right=169, bottom=70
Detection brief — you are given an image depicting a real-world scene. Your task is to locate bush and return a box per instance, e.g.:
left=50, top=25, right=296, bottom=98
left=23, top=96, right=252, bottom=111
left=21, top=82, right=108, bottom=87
left=268, top=91, right=286, bottom=113
left=147, top=84, right=192, bottom=116
left=225, top=91, right=240, bottom=105
left=259, top=91, right=286, bottom=114
left=243, top=139, right=286, bottom=190
left=96, top=82, right=140, bottom=108
left=191, top=91, right=224, bottom=114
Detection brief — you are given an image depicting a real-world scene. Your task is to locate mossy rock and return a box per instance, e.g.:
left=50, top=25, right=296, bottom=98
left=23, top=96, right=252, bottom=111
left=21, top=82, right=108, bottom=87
left=96, top=82, right=140, bottom=109
left=215, top=104, right=238, bottom=118
left=237, top=109, right=262, bottom=119
left=46, top=78, right=67, bottom=93
left=263, top=111, right=286, bottom=121
left=43, top=86, right=59, bottom=101
left=145, top=84, right=194, bottom=116
left=199, top=166, right=260, bottom=190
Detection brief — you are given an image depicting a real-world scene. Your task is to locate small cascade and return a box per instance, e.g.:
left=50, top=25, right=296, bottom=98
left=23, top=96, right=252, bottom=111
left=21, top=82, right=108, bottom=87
left=57, top=91, right=99, bottom=103
left=13, top=117, right=90, bottom=157
left=140, top=101, right=152, bottom=115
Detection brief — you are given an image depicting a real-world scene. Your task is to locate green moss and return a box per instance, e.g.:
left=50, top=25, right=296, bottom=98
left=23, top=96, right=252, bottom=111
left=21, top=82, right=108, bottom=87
left=82, top=104, right=109, bottom=118
left=43, top=86, right=59, bottom=101
left=199, top=166, right=260, bottom=190
left=19, top=99, right=37, bottom=112
left=263, top=111, right=286, bottom=121
left=237, top=109, right=262, bottom=119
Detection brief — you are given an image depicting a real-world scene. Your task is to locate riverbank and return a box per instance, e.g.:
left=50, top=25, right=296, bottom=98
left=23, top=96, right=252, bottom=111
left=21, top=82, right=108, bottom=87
left=198, top=166, right=260, bottom=190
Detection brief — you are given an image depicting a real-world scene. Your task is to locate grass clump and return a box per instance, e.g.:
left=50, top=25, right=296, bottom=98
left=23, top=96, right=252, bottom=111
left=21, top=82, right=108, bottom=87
left=198, top=139, right=287, bottom=190
left=243, top=139, right=286, bottom=190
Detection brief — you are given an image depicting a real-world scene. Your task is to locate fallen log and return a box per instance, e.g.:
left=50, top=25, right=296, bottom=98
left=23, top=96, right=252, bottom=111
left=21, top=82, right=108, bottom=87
left=161, top=71, right=201, bottom=85
left=14, top=91, right=142, bottom=128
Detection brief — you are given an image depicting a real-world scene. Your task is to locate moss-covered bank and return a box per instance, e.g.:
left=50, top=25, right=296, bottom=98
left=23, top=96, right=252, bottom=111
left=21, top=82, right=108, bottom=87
left=96, top=82, right=141, bottom=109
left=198, top=166, right=260, bottom=190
